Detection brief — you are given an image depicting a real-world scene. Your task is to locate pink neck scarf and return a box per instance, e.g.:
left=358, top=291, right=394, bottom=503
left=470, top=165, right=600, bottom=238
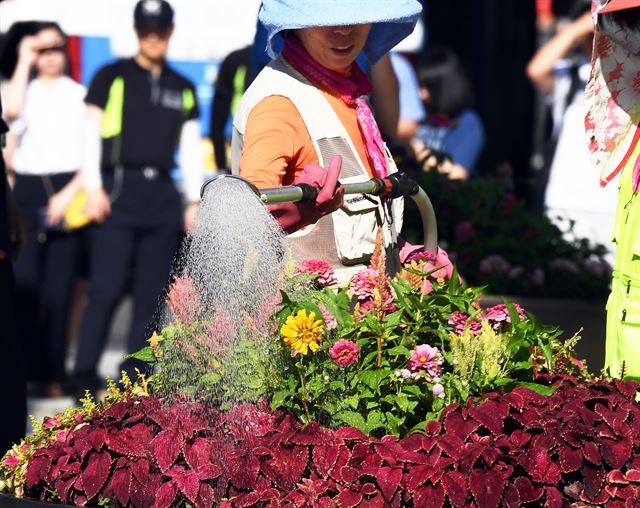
left=282, top=36, right=388, bottom=179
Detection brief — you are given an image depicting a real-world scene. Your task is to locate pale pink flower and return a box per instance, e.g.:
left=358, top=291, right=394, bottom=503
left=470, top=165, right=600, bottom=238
left=550, top=258, right=579, bottom=274
left=479, top=254, right=510, bottom=275
left=448, top=311, right=482, bottom=335
left=329, top=339, right=360, bottom=367
left=530, top=268, right=545, bottom=286
left=296, top=259, right=338, bottom=287
left=55, top=429, right=70, bottom=443
left=348, top=268, right=379, bottom=301
left=432, top=383, right=445, bottom=399
left=319, top=305, right=337, bottom=331
left=408, top=344, right=443, bottom=382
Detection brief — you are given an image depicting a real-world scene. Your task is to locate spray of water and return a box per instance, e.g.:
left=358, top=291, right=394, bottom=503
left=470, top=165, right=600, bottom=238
left=157, top=177, right=288, bottom=405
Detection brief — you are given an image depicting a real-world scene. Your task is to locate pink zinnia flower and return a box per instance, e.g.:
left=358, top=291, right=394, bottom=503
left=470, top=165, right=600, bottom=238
left=348, top=268, right=378, bottom=301
left=319, top=305, right=337, bottom=331
left=296, top=259, right=338, bottom=287
left=448, top=311, right=482, bottom=335
left=329, top=339, right=360, bottom=366
left=408, top=344, right=443, bottom=382
left=485, top=303, right=527, bottom=326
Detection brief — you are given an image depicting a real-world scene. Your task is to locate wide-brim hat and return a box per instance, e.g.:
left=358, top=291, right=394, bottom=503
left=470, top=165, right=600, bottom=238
left=584, top=0, right=640, bottom=187
left=598, top=0, right=640, bottom=13
left=259, top=0, right=423, bottom=64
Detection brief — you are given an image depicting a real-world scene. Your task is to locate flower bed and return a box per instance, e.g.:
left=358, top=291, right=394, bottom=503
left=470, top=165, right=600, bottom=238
left=2, top=232, right=638, bottom=506
left=3, top=377, right=639, bottom=507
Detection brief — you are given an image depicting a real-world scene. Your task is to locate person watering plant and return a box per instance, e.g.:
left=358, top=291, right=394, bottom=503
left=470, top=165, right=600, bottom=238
left=231, top=0, right=423, bottom=282
left=586, top=0, right=640, bottom=379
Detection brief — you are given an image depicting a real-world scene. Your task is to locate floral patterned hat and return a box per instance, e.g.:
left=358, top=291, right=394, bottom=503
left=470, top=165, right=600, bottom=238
left=585, top=0, right=640, bottom=188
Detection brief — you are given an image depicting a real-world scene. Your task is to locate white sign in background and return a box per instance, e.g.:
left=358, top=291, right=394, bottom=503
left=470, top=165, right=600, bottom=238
left=0, top=0, right=263, bottom=62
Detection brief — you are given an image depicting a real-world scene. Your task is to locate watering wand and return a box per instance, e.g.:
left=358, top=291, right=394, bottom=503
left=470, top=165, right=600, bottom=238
left=200, top=172, right=437, bottom=252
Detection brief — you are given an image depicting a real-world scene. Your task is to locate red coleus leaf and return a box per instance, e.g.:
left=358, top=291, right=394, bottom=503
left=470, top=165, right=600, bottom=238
left=583, top=440, right=602, bottom=465
left=375, top=467, right=402, bottom=503
left=153, top=481, right=178, bottom=508
left=129, top=457, right=151, bottom=485
left=625, top=469, right=640, bottom=482
left=513, top=476, right=544, bottom=503
left=313, top=445, right=341, bottom=479
left=335, top=488, right=363, bottom=507
left=85, top=428, right=107, bottom=452
left=469, top=468, right=505, bottom=508
left=54, top=477, right=75, bottom=504
left=595, top=403, right=629, bottom=430
left=400, top=433, right=423, bottom=452
left=509, top=429, right=531, bottom=449
left=559, top=445, right=584, bottom=473
left=502, top=484, right=520, bottom=508
left=226, top=451, right=260, bottom=489
left=413, top=483, right=445, bottom=508
left=361, top=482, right=378, bottom=496
left=458, top=442, right=484, bottom=473
left=599, top=437, right=633, bottom=469
left=545, top=486, right=564, bottom=508
left=102, top=467, right=131, bottom=507
left=183, top=437, right=212, bottom=472
left=580, top=482, right=611, bottom=504
left=341, top=465, right=360, bottom=483
left=335, top=426, right=368, bottom=442
left=442, top=470, right=468, bottom=507
left=521, top=448, right=561, bottom=485
left=330, top=446, right=352, bottom=482
left=614, top=379, right=638, bottom=397
left=195, top=483, right=215, bottom=508
left=468, top=400, right=506, bottom=436
left=424, top=420, right=442, bottom=437
left=291, top=422, right=336, bottom=446
left=444, top=411, right=480, bottom=441
left=261, top=445, right=308, bottom=490
left=582, top=463, right=605, bottom=501
left=174, top=470, right=201, bottom=504
left=105, top=425, right=151, bottom=457
left=151, top=429, right=183, bottom=473
left=24, top=454, right=52, bottom=488
left=608, top=469, right=629, bottom=485
left=374, top=436, right=405, bottom=466
left=81, top=449, right=112, bottom=500
left=437, top=433, right=465, bottom=460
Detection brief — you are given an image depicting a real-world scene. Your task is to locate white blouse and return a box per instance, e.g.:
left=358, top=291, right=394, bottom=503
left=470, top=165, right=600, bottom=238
left=12, top=76, right=86, bottom=175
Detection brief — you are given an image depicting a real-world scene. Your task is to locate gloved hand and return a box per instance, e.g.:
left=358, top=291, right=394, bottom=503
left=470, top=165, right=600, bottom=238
left=269, top=155, right=344, bottom=233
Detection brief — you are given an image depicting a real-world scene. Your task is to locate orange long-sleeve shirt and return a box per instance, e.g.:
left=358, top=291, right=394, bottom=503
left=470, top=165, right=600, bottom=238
left=238, top=88, right=374, bottom=188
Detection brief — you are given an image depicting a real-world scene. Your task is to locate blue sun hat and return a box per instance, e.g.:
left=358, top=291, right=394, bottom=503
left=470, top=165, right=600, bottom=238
left=258, top=0, right=423, bottom=64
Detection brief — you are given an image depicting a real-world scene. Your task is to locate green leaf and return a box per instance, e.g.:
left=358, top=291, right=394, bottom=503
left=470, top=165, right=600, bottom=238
left=516, top=381, right=559, bottom=396
left=335, top=411, right=367, bottom=433
left=386, top=345, right=411, bottom=357
left=124, top=346, right=156, bottom=364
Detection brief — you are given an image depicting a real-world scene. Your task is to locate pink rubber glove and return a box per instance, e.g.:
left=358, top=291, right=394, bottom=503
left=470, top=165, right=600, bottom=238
left=269, top=155, right=344, bottom=233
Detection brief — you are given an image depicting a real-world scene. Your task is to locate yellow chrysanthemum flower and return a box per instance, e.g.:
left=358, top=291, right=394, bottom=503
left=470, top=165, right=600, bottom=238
left=280, top=309, right=324, bottom=356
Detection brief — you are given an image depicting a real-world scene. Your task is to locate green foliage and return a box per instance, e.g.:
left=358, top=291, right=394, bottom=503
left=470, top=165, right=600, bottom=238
left=403, top=171, right=612, bottom=299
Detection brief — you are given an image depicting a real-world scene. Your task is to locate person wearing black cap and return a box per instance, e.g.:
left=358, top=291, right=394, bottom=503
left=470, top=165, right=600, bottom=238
left=73, top=0, right=203, bottom=394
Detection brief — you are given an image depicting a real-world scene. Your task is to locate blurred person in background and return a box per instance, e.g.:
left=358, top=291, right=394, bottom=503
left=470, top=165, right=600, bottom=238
left=2, top=22, right=85, bottom=398
left=389, top=51, right=426, bottom=144
left=0, top=89, right=27, bottom=451
left=586, top=0, right=640, bottom=379
left=412, top=46, right=485, bottom=180
left=527, top=0, right=617, bottom=264
left=73, top=0, right=203, bottom=396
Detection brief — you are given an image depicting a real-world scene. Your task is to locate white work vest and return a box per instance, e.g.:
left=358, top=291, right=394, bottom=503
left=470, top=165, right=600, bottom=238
left=232, top=57, right=403, bottom=281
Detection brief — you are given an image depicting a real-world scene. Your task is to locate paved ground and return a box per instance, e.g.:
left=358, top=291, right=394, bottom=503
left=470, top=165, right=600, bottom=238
left=26, top=297, right=131, bottom=433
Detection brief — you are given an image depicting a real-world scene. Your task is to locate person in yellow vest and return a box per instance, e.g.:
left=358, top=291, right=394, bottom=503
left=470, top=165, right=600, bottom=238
left=74, top=0, right=203, bottom=396
left=232, top=0, right=422, bottom=282
left=586, top=0, right=640, bottom=378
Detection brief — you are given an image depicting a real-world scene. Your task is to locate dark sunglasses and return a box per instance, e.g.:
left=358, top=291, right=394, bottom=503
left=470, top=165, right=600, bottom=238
left=37, top=44, right=66, bottom=55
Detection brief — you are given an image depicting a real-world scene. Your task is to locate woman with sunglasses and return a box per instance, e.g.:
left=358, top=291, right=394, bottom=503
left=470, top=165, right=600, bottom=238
left=3, top=22, right=86, bottom=398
